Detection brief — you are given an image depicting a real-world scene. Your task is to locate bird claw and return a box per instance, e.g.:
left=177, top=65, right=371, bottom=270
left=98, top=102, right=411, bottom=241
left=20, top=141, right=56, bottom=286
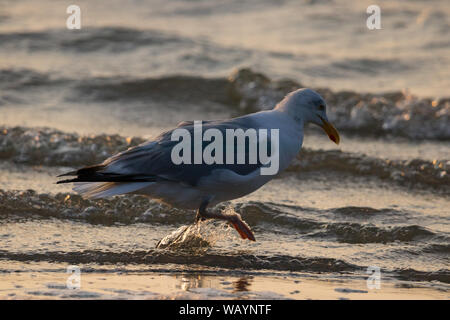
left=195, top=206, right=255, bottom=241
left=229, top=215, right=255, bottom=241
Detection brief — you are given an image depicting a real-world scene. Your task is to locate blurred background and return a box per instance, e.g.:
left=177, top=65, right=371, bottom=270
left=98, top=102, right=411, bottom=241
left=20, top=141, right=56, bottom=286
left=1, top=0, right=449, bottom=95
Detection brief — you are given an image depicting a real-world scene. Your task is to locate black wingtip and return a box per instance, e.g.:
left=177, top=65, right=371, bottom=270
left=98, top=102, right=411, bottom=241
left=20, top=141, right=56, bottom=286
left=56, top=178, right=78, bottom=184
left=57, top=171, right=78, bottom=178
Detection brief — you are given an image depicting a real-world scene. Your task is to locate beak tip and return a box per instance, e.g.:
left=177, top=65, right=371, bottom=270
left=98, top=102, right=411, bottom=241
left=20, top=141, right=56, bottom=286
left=320, top=117, right=340, bottom=145
left=329, top=134, right=339, bottom=145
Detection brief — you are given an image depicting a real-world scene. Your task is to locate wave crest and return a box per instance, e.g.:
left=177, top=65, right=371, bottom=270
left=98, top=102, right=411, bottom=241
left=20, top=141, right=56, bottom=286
left=228, top=68, right=450, bottom=140
left=1, top=66, right=449, bottom=140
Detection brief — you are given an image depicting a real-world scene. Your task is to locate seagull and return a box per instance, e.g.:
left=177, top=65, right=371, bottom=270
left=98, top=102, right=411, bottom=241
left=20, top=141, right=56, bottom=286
left=57, top=88, right=340, bottom=241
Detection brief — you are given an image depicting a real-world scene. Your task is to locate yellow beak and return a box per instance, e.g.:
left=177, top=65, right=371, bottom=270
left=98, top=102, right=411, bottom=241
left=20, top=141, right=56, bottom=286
left=320, top=117, right=340, bottom=145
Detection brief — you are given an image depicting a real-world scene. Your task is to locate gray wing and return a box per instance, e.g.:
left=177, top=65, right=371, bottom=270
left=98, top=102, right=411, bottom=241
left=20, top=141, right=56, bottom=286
left=96, top=116, right=270, bottom=185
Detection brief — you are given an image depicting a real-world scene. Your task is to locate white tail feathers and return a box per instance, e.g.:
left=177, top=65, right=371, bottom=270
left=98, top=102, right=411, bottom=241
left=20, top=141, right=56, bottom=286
left=73, top=182, right=153, bottom=199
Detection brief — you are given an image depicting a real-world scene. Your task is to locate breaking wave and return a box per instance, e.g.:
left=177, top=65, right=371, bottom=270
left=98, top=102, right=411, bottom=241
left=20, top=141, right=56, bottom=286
left=1, top=67, right=448, bottom=139
left=228, top=69, right=450, bottom=140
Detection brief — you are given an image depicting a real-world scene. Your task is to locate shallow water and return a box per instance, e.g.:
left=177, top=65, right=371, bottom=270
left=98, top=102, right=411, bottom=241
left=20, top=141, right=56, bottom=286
left=0, top=0, right=449, bottom=299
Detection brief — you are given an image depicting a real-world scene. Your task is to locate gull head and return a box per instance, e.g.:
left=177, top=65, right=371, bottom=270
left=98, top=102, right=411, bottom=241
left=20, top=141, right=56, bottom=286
left=276, top=88, right=340, bottom=144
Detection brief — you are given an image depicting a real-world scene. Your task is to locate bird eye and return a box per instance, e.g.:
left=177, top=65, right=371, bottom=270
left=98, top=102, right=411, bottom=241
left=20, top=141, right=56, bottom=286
left=318, top=105, right=325, bottom=111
